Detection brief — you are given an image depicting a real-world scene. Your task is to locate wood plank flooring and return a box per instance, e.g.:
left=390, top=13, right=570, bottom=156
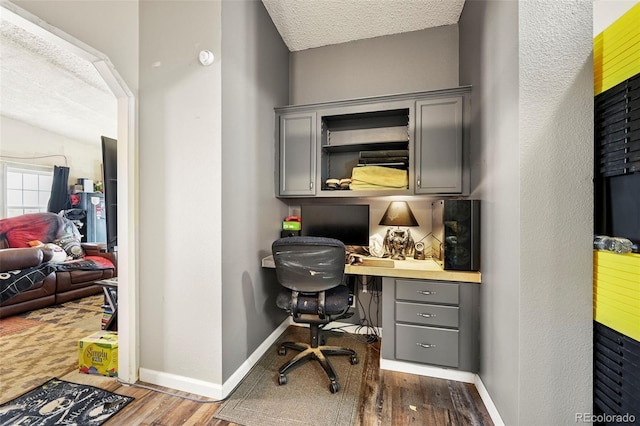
left=1, top=296, right=493, bottom=425
left=58, top=335, right=492, bottom=425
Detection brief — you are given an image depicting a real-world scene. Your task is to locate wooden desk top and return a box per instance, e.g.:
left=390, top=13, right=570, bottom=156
left=261, top=255, right=481, bottom=284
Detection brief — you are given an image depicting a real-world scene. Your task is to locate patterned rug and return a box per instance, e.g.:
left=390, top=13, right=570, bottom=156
left=0, top=377, right=133, bottom=425
left=0, top=316, right=42, bottom=336
left=0, top=295, right=104, bottom=403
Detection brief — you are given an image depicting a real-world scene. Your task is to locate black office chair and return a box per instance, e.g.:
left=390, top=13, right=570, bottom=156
left=272, top=236, right=358, bottom=393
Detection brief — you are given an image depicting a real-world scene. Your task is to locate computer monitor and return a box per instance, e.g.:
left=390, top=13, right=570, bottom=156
left=300, top=204, right=370, bottom=246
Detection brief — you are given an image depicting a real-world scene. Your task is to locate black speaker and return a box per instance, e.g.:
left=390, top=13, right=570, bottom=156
left=432, top=200, right=480, bottom=271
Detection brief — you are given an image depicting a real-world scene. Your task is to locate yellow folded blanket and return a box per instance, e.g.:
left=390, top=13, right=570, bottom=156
left=350, top=166, right=408, bottom=189
left=350, top=182, right=402, bottom=190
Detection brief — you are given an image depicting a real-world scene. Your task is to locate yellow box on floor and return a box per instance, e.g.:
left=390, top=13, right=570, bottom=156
left=78, top=331, right=118, bottom=377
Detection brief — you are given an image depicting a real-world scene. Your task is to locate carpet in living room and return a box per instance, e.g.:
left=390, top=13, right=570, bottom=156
left=0, top=294, right=104, bottom=403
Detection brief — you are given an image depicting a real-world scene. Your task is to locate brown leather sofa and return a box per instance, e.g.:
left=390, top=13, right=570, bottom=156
left=0, top=244, right=116, bottom=319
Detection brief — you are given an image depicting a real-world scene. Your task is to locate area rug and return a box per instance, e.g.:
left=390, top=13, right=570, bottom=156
left=0, top=316, right=41, bottom=336
left=0, top=295, right=104, bottom=402
left=0, top=378, right=133, bottom=425
left=215, top=327, right=367, bottom=426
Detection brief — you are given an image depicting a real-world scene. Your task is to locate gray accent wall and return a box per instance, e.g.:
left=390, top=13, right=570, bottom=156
left=289, top=25, right=459, bottom=105
left=460, top=1, right=593, bottom=424
left=221, top=0, right=290, bottom=382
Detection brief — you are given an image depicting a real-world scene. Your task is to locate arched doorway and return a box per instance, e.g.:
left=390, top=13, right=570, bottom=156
left=1, top=2, right=138, bottom=383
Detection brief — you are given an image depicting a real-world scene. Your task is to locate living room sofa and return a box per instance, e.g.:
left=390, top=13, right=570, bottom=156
left=0, top=213, right=116, bottom=318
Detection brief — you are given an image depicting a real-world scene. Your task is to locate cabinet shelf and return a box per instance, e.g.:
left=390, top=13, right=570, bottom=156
left=327, top=125, right=409, bottom=147
left=321, top=140, right=408, bottom=153
left=275, top=87, right=471, bottom=197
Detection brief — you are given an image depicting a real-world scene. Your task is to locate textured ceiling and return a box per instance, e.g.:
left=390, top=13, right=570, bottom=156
left=0, top=17, right=117, bottom=146
left=262, top=0, right=465, bottom=51
left=1, top=0, right=464, bottom=146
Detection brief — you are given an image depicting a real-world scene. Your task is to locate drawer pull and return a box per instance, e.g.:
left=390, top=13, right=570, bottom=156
left=416, top=342, right=436, bottom=349
left=417, top=313, right=436, bottom=318
left=417, top=290, right=436, bottom=296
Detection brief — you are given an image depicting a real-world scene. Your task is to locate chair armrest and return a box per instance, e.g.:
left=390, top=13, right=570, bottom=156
left=81, top=243, right=118, bottom=266
left=0, top=247, right=44, bottom=272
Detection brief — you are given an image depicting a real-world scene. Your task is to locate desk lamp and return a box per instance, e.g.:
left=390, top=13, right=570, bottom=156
left=379, top=201, right=419, bottom=260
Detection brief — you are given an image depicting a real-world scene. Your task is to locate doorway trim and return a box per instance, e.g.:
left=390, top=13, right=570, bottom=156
left=1, top=1, right=139, bottom=384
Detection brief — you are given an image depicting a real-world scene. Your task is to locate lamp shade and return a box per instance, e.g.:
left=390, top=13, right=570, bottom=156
left=379, top=201, right=419, bottom=227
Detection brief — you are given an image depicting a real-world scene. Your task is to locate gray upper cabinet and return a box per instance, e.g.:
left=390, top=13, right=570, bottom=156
left=278, top=112, right=316, bottom=196
left=415, top=96, right=464, bottom=194
left=275, top=87, right=470, bottom=198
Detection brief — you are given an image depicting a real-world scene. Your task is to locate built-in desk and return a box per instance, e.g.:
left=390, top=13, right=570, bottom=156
left=261, top=255, right=481, bottom=283
left=262, top=254, right=481, bottom=378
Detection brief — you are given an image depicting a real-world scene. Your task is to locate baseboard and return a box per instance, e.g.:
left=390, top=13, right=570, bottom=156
left=474, top=375, right=505, bottom=426
left=220, top=319, right=290, bottom=398
left=378, top=358, right=505, bottom=425
left=379, top=357, right=476, bottom=383
left=139, top=319, right=290, bottom=400
left=138, top=368, right=224, bottom=400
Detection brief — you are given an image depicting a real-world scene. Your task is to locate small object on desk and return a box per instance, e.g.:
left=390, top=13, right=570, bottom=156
left=282, top=221, right=301, bottom=231
left=379, top=201, right=419, bottom=260
left=360, top=258, right=394, bottom=268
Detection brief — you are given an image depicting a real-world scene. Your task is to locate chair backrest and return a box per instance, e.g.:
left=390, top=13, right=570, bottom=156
left=272, top=236, right=346, bottom=293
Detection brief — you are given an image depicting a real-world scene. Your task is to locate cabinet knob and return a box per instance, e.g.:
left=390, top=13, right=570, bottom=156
left=417, top=313, right=436, bottom=318
left=416, top=342, right=436, bottom=349
left=310, top=182, right=313, bottom=189
left=417, top=290, right=436, bottom=296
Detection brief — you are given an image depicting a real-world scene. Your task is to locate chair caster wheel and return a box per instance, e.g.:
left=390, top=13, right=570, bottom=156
left=350, top=356, right=359, bottom=365
left=278, top=374, right=287, bottom=385
left=278, top=346, right=286, bottom=356
left=329, top=381, right=339, bottom=393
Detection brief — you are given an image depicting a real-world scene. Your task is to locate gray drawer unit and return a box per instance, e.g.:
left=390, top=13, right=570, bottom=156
left=382, top=277, right=480, bottom=372
left=396, top=301, right=459, bottom=328
left=396, top=280, right=459, bottom=304
left=396, top=324, right=459, bottom=367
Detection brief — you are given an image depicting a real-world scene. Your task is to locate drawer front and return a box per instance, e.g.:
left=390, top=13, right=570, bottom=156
left=396, top=301, right=459, bottom=328
left=396, top=280, right=459, bottom=304
left=395, top=324, right=459, bottom=367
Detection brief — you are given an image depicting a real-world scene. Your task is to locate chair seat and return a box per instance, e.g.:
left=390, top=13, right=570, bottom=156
left=276, top=285, right=350, bottom=315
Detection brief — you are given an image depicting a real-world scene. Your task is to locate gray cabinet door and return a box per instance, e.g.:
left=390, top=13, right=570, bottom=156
left=278, top=112, right=316, bottom=196
left=415, top=96, right=463, bottom=194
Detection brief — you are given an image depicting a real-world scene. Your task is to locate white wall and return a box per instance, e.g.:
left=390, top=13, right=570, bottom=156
left=1, top=115, right=103, bottom=184
left=460, top=1, right=593, bottom=424
left=593, top=0, right=638, bottom=35
left=137, top=0, right=223, bottom=389
left=518, top=2, right=593, bottom=422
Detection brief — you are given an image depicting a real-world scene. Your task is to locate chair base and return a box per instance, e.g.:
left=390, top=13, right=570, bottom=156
left=277, top=327, right=358, bottom=393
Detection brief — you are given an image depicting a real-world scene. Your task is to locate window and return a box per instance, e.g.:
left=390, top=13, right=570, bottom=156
left=1, top=163, right=53, bottom=218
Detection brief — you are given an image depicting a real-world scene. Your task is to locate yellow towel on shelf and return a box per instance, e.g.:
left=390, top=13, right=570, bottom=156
left=349, top=182, right=401, bottom=190
left=350, top=166, right=408, bottom=189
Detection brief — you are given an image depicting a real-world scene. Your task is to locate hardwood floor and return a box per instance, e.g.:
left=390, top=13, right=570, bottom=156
left=60, top=335, right=492, bottom=425
left=1, top=296, right=493, bottom=425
